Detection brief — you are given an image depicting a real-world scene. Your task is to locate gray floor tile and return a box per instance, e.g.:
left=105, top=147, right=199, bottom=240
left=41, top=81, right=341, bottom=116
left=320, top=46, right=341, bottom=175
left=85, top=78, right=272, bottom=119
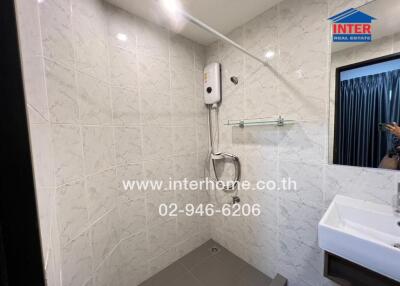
left=190, top=256, right=241, bottom=286
left=233, top=264, right=272, bottom=286
left=139, top=241, right=272, bottom=286
left=178, top=239, right=220, bottom=270
left=139, top=262, right=187, bottom=286
left=170, top=271, right=203, bottom=286
left=214, top=247, right=248, bottom=274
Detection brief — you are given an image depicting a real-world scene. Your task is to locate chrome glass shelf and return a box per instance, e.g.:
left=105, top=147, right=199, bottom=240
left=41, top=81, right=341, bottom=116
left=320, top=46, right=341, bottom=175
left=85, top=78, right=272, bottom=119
left=225, top=116, right=295, bottom=128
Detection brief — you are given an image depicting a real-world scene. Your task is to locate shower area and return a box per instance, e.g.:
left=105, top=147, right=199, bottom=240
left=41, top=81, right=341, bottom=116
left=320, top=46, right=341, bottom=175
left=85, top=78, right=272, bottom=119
left=15, top=0, right=331, bottom=285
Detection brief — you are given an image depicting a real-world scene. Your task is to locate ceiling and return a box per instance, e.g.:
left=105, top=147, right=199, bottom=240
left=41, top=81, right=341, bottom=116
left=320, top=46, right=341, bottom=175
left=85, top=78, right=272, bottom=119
left=332, top=0, right=400, bottom=52
left=105, top=0, right=282, bottom=45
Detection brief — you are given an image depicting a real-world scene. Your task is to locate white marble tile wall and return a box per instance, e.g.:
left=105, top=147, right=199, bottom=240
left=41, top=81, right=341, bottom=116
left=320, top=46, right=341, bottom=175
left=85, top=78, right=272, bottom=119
left=16, top=0, right=209, bottom=285
left=205, top=0, right=399, bottom=285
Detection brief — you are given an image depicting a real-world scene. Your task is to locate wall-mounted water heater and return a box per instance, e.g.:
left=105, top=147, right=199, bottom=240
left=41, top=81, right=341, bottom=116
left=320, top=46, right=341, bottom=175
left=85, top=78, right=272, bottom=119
left=203, top=63, right=221, bottom=105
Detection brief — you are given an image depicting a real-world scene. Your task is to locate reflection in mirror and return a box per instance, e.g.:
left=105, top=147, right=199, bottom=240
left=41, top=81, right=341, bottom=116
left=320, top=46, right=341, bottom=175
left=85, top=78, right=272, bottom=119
left=329, top=0, right=400, bottom=169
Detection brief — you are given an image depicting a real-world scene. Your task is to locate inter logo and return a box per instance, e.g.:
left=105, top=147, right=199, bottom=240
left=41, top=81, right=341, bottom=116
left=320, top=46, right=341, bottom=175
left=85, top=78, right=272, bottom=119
left=328, top=8, right=376, bottom=42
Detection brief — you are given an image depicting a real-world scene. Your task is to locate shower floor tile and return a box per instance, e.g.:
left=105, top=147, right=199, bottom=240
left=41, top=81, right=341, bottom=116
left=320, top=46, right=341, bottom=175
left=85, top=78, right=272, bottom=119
left=139, top=239, right=272, bottom=286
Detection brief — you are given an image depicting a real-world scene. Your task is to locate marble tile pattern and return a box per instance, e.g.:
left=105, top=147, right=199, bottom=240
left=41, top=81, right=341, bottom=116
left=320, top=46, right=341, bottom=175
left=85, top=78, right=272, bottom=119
left=17, top=0, right=399, bottom=285
left=17, top=0, right=209, bottom=285
left=205, top=0, right=398, bottom=285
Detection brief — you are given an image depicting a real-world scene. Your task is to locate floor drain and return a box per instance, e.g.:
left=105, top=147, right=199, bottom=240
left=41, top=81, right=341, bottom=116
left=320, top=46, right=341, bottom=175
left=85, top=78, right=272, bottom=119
left=210, top=246, right=220, bottom=254
left=394, top=243, right=400, bottom=249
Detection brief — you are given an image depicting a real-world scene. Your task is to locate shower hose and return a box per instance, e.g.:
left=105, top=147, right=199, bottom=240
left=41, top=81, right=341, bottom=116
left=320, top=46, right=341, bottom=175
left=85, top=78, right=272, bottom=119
left=204, top=104, right=241, bottom=203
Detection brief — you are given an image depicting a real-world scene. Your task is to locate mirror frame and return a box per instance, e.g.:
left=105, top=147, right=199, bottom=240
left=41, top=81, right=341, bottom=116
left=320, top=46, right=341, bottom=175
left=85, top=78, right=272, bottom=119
left=332, top=51, right=400, bottom=165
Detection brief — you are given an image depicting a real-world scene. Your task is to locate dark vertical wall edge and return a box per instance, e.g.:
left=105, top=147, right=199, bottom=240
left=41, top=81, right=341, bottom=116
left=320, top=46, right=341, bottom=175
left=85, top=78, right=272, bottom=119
left=0, top=0, right=46, bottom=285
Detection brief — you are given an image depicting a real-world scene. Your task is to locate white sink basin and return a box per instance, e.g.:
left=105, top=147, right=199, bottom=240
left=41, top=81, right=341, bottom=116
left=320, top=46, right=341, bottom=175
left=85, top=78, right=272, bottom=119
left=318, top=195, right=400, bottom=282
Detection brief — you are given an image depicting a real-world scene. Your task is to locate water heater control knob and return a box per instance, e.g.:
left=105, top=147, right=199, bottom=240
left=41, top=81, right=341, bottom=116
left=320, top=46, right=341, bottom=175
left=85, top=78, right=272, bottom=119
left=206, top=87, right=212, bottom=93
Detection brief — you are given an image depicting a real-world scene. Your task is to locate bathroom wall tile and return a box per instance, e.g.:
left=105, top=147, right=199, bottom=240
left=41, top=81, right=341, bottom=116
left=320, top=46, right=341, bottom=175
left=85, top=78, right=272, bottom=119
left=142, top=126, right=173, bottom=160
left=148, top=247, right=178, bottom=277
left=61, top=232, right=92, bottom=286
left=279, top=199, right=322, bottom=249
left=175, top=233, right=204, bottom=259
left=138, top=54, right=170, bottom=95
left=244, top=66, right=279, bottom=119
left=117, top=191, right=146, bottom=239
left=141, top=91, right=171, bottom=125
left=352, top=35, right=393, bottom=63
left=196, top=121, right=209, bottom=152
left=39, top=0, right=74, bottom=67
left=279, top=161, right=324, bottom=208
left=278, top=0, right=329, bottom=121
left=94, top=245, right=123, bottom=286
left=49, top=207, right=63, bottom=284
left=171, top=65, right=195, bottom=125
left=45, top=247, right=62, bottom=286
left=177, top=215, right=199, bottom=242
left=21, top=57, right=48, bottom=120
left=105, top=3, right=137, bottom=52
left=77, top=72, right=112, bottom=125
left=52, top=124, right=84, bottom=185
left=173, top=153, right=198, bottom=181
left=194, top=44, right=206, bottom=71
left=72, top=0, right=107, bottom=41
left=29, top=121, right=55, bottom=188
left=119, top=231, right=149, bottom=286
left=116, top=163, right=143, bottom=194
left=220, top=28, right=245, bottom=96
left=35, top=187, right=54, bottom=257
left=136, top=17, right=169, bottom=59
left=172, top=126, right=196, bottom=155
left=114, top=127, right=142, bottom=164
left=27, top=105, right=47, bottom=125
left=138, top=55, right=171, bottom=125
left=148, top=218, right=177, bottom=258
left=109, top=46, right=137, bottom=89
left=143, top=158, right=173, bottom=181
left=170, top=33, right=194, bottom=69
left=74, top=35, right=108, bottom=81
left=111, top=87, right=140, bottom=125
left=83, top=278, right=93, bottom=286
left=247, top=247, right=277, bottom=279
left=146, top=188, right=176, bottom=227
left=241, top=6, right=279, bottom=118
left=86, top=169, right=118, bottom=221
left=56, top=180, right=88, bottom=246
left=244, top=7, right=279, bottom=119
left=144, top=158, right=175, bottom=226
left=328, top=0, right=369, bottom=16
left=241, top=127, right=280, bottom=180
left=45, top=60, right=78, bottom=124
left=218, top=87, right=245, bottom=124
left=324, top=164, right=396, bottom=207
left=15, top=0, right=42, bottom=57
left=82, top=126, right=115, bottom=175
left=72, top=0, right=108, bottom=80
left=393, top=32, right=400, bottom=53
left=278, top=121, right=326, bottom=164
left=117, top=164, right=146, bottom=238
left=91, top=208, right=120, bottom=269
left=205, top=41, right=219, bottom=64
left=244, top=6, right=278, bottom=60
left=278, top=235, right=323, bottom=286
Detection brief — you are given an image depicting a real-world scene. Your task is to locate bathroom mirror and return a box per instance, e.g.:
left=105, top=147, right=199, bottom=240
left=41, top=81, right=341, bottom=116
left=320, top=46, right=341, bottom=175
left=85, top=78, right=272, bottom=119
left=329, top=0, right=400, bottom=169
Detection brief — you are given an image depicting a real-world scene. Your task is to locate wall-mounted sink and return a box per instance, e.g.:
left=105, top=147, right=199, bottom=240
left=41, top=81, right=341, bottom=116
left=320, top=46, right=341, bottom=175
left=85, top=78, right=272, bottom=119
left=318, top=195, right=400, bottom=282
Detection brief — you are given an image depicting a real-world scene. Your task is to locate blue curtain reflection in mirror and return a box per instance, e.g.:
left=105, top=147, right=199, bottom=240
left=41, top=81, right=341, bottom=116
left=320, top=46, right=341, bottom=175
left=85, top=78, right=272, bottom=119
left=336, top=69, right=400, bottom=168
